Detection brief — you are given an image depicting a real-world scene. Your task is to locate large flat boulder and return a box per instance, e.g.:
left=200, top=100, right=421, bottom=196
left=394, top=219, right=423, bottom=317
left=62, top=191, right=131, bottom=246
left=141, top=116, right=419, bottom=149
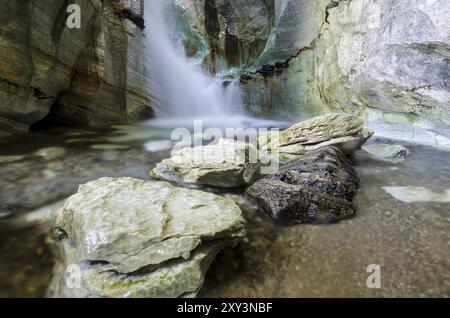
left=49, top=177, right=245, bottom=298
left=151, top=138, right=266, bottom=188
left=258, top=113, right=373, bottom=162
left=247, top=147, right=359, bottom=224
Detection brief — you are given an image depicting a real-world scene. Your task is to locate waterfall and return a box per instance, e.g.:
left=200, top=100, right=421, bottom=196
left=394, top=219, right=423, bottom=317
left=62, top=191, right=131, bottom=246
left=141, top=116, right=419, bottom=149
left=144, top=0, right=243, bottom=120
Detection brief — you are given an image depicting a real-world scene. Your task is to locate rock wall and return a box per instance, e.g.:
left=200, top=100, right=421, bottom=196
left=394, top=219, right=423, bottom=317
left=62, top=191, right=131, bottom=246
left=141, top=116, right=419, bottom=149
left=0, top=0, right=151, bottom=136
left=172, top=0, right=450, bottom=148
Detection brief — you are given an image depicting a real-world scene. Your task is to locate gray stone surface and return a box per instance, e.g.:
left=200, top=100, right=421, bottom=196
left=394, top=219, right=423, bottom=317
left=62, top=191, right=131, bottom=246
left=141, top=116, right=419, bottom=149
left=49, top=177, right=245, bottom=298
left=151, top=138, right=266, bottom=188
left=258, top=113, right=372, bottom=161
left=33, top=147, right=67, bottom=161
left=382, top=186, right=450, bottom=203
left=0, top=0, right=151, bottom=136
left=242, top=0, right=450, bottom=119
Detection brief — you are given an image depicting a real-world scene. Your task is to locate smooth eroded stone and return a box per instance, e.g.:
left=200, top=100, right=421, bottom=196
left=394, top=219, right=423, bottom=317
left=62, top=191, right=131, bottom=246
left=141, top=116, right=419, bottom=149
left=258, top=113, right=373, bottom=162
left=33, top=147, right=66, bottom=160
left=144, top=140, right=173, bottom=152
left=50, top=177, right=245, bottom=298
left=151, top=139, right=266, bottom=188
left=0, top=155, right=25, bottom=164
left=0, top=1, right=151, bottom=135
left=362, top=143, right=410, bottom=163
left=382, top=186, right=450, bottom=203
left=247, top=147, right=359, bottom=224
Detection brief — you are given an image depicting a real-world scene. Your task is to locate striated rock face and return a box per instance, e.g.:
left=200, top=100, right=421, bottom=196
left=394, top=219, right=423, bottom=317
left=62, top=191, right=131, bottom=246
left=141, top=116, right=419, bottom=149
left=171, top=0, right=450, bottom=147
left=0, top=0, right=151, bottom=137
left=166, top=0, right=274, bottom=74
left=242, top=0, right=450, bottom=115
left=244, top=0, right=450, bottom=146
left=259, top=113, right=373, bottom=162
left=151, top=139, right=265, bottom=188
left=49, top=177, right=245, bottom=298
left=247, top=146, right=359, bottom=224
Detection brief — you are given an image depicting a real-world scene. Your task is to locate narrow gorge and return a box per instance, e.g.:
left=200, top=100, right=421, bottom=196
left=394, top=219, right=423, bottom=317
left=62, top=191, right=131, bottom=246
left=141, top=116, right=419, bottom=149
left=0, top=0, right=448, bottom=298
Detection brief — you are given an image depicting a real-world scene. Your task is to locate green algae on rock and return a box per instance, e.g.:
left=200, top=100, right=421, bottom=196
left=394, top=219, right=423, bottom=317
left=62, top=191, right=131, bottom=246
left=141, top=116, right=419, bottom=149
left=49, top=177, right=245, bottom=298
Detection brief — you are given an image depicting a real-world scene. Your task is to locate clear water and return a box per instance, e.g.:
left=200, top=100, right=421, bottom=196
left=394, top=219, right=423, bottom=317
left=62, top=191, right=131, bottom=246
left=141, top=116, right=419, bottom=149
left=0, top=126, right=449, bottom=297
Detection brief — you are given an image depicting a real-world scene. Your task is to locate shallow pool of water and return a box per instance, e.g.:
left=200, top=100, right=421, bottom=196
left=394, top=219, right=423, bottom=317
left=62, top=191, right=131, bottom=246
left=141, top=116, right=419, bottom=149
left=0, top=124, right=449, bottom=297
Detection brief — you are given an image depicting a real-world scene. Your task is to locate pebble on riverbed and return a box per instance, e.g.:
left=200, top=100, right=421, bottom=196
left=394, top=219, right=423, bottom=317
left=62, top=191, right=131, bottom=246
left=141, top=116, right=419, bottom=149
left=33, top=147, right=66, bottom=160
left=0, top=155, right=25, bottom=164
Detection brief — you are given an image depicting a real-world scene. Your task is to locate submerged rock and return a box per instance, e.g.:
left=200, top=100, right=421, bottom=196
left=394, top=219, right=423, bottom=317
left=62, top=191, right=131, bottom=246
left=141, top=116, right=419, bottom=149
left=0, top=155, right=25, bottom=164
left=247, top=147, right=359, bottom=224
left=382, top=186, right=450, bottom=203
left=144, top=140, right=173, bottom=152
left=258, top=113, right=373, bottom=162
left=151, top=139, right=266, bottom=188
left=362, top=143, right=410, bottom=163
left=49, top=177, right=245, bottom=298
left=0, top=1, right=150, bottom=136
left=33, top=147, right=66, bottom=160
left=90, top=144, right=130, bottom=151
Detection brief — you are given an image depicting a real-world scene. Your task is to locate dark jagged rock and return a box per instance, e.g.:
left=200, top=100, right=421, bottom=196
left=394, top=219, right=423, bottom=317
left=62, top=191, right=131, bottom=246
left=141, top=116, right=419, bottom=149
left=247, top=146, right=359, bottom=224
left=275, top=61, right=289, bottom=69
left=240, top=74, right=253, bottom=81
left=257, top=64, right=276, bottom=77
left=117, top=9, right=145, bottom=29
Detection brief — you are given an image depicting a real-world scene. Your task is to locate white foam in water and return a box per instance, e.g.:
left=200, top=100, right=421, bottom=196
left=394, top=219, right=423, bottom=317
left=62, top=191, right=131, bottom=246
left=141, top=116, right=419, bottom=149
left=144, top=115, right=291, bottom=131
left=143, top=1, right=288, bottom=130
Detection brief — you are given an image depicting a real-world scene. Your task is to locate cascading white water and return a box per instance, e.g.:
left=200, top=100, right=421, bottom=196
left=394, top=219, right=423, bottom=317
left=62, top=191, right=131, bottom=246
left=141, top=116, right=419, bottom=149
left=144, top=0, right=243, bottom=119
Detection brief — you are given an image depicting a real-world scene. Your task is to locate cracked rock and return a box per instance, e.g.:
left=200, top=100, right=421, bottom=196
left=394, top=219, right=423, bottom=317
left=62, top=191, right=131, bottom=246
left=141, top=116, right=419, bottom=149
left=151, top=139, right=267, bottom=188
left=48, top=177, right=245, bottom=298
left=258, top=113, right=373, bottom=162
left=247, top=146, right=359, bottom=224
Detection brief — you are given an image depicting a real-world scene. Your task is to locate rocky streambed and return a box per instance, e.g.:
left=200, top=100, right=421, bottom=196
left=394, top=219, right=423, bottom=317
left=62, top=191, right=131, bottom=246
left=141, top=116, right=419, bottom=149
left=0, top=115, right=449, bottom=297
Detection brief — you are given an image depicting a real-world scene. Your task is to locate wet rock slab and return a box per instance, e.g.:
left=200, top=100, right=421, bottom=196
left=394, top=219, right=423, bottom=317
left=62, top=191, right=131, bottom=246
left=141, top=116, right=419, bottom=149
left=247, top=147, right=359, bottom=224
left=258, top=113, right=373, bottom=162
left=49, top=177, right=245, bottom=298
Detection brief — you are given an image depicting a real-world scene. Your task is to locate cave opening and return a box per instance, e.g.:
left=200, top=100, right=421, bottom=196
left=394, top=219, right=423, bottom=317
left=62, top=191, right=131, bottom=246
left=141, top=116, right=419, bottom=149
left=30, top=101, right=81, bottom=132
